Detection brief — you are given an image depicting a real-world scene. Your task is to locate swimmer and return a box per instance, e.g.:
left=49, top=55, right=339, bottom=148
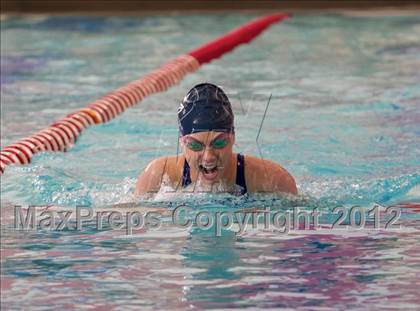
left=135, top=83, right=297, bottom=196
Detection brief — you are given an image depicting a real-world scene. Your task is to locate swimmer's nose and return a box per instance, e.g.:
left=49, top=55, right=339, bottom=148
left=202, top=147, right=217, bottom=163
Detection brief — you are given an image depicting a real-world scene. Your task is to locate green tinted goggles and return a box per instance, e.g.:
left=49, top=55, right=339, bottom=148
left=183, top=135, right=230, bottom=152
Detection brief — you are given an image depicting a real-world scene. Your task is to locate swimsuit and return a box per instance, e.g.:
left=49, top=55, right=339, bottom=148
left=181, top=153, right=247, bottom=195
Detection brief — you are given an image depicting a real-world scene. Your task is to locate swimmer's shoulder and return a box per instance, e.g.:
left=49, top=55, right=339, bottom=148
left=243, top=154, right=298, bottom=195
left=135, top=155, right=184, bottom=196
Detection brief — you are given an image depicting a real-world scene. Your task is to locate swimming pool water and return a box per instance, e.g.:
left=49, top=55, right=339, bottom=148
left=1, top=13, right=420, bottom=310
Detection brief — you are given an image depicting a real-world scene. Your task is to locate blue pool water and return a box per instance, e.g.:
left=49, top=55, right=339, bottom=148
left=1, top=13, right=420, bottom=310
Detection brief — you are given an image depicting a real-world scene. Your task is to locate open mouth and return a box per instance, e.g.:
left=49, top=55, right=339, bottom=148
left=199, top=164, right=218, bottom=174
left=198, top=164, right=219, bottom=181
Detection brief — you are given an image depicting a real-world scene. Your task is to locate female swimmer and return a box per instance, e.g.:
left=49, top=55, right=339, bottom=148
left=135, top=83, right=297, bottom=196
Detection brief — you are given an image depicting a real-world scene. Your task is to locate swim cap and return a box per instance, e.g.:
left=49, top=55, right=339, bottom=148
left=178, top=83, right=234, bottom=136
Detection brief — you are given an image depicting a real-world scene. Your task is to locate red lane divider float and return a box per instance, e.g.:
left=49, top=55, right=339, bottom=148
left=189, top=13, right=289, bottom=64
left=0, top=13, right=289, bottom=174
left=395, top=202, right=420, bottom=212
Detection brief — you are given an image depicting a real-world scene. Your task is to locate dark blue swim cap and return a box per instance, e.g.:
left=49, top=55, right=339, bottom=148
left=178, top=83, right=234, bottom=136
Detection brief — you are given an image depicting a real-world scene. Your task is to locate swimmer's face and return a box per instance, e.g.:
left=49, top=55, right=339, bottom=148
left=181, top=131, right=235, bottom=184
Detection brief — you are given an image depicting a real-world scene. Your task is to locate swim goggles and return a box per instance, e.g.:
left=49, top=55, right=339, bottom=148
left=183, top=134, right=230, bottom=152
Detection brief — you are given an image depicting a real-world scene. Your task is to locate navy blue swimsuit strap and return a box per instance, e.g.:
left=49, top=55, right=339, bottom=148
left=235, top=153, right=247, bottom=195
left=182, top=158, right=192, bottom=187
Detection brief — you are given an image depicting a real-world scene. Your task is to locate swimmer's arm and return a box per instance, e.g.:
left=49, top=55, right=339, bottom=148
left=246, top=157, right=297, bottom=195
left=269, top=165, right=298, bottom=195
left=135, top=158, right=168, bottom=196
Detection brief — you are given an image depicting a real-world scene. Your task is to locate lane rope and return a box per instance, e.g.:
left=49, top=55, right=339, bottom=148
left=0, top=13, right=289, bottom=174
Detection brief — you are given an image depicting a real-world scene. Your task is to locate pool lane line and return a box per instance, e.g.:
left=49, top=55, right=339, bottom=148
left=395, top=203, right=420, bottom=212
left=0, top=13, right=290, bottom=174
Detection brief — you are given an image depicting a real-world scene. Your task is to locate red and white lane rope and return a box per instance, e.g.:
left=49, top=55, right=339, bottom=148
left=0, top=13, right=289, bottom=174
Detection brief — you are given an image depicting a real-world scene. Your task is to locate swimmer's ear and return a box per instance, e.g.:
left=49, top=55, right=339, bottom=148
left=231, top=133, right=236, bottom=146
left=179, top=136, right=186, bottom=150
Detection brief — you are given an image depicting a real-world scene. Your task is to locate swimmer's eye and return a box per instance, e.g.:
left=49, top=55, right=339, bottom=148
left=186, top=140, right=204, bottom=152
left=211, top=137, right=229, bottom=149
